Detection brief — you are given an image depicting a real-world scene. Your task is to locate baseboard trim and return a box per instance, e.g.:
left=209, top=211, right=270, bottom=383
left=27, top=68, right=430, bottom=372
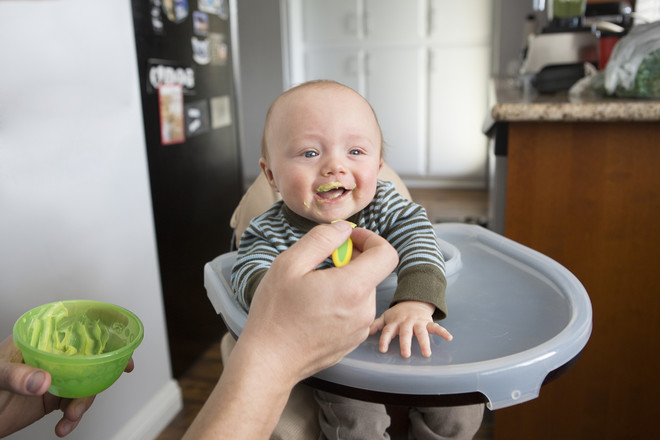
left=110, top=379, right=182, bottom=440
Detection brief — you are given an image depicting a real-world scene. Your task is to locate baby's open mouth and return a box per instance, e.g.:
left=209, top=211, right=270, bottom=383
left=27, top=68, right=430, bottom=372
left=316, top=182, right=351, bottom=201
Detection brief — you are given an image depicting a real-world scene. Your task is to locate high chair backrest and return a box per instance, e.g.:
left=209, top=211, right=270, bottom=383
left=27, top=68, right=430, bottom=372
left=230, top=163, right=412, bottom=247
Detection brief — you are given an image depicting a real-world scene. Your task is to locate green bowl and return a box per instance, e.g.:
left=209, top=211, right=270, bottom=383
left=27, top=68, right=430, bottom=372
left=13, top=300, right=143, bottom=398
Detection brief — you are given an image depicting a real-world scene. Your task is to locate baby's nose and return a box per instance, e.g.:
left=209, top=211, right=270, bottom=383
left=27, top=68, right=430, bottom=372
left=321, top=156, right=346, bottom=176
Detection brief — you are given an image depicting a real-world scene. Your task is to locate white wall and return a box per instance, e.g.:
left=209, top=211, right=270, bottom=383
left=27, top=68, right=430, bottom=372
left=0, top=1, right=180, bottom=439
left=235, top=0, right=287, bottom=187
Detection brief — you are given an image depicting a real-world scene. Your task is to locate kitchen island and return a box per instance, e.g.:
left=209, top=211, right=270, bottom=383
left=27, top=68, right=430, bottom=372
left=486, top=78, right=660, bottom=440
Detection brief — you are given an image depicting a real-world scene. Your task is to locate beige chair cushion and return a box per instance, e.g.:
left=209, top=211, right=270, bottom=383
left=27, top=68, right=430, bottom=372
left=230, top=163, right=411, bottom=246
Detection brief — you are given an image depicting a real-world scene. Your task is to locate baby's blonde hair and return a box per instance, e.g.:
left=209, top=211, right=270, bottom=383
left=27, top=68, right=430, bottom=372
left=261, top=80, right=384, bottom=162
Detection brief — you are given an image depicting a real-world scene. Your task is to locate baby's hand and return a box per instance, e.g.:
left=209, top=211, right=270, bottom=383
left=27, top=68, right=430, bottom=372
left=369, top=301, right=452, bottom=358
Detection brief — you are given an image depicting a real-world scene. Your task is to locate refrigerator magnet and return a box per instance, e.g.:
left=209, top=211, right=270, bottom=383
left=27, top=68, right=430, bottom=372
left=191, top=37, right=211, bottom=65
left=162, top=0, right=188, bottom=23
left=193, top=11, right=209, bottom=37
left=150, top=0, right=165, bottom=35
left=210, top=95, right=232, bottom=129
left=147, top=59, right=196, bottom=95
left=209, top=33, right=227, bottom=66
left=158, top=83, right=186, bottom=145
left=184, top=100, right=211, bottom=138
left=199, top=0, right=228, bottom=19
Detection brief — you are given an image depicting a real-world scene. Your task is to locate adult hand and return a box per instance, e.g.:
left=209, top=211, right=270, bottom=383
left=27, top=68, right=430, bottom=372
left=247, top=221, right=399, bottom=382
left=0, top=336, right=134, bottom=438
left=184, top=221, right=398, bottom=439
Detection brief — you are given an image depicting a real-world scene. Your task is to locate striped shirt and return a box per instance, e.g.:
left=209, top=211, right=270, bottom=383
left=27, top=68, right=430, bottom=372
left=231, top=180, right=447, bottom=320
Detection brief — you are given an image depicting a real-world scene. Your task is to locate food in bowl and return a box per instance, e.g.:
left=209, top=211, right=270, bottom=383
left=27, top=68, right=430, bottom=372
left=13, top=300, right=143, bottom=398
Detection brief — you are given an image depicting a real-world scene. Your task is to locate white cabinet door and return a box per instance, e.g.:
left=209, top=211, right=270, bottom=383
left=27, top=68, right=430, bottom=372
left=429, top=0, right=492, bottom=45
left=302, top=0, right=359, bottom=44
left=428, top=46, right=490, bottom=182
left=364, top=0, right=425, bottom=44
left=302, top=0, right=425, bottom=45
left=304, top=49, right=362, bottom=93
left=366, top=48, right=426, bottom=176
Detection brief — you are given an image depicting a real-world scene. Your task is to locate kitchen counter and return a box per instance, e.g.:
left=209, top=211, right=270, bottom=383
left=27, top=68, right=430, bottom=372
left=487, top=77, right=660, bottom=123
left=485, top=77, right=660, bottom=440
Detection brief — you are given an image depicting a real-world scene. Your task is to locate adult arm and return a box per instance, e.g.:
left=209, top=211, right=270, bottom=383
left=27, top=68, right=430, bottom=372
left=183, top=221, right=398, bottom=439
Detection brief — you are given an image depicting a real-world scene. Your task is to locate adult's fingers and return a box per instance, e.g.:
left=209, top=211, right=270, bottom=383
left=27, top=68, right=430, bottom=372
left=0, top=337, right=51, bottom=396
left=369, top=315, right=385, bottom=335
left=276, top=222, right=353, bottom=275
left=42, top=393, right=96, bottom=437
left=0, top=364, right=51, bottom=396
left=339, top=227, right=399, bottom=291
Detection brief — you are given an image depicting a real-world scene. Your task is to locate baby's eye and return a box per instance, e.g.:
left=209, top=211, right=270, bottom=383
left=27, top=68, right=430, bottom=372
left=348, top=148, right=363, bottom=156
left=303, top=150, right=318, bottom=158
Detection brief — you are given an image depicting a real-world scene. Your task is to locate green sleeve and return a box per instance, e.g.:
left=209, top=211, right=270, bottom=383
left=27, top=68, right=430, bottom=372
left=390, top=264, right=447, bottom=321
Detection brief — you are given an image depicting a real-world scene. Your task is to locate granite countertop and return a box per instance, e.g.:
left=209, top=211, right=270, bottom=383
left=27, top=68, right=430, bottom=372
left=487, top=77, right=660, bottom=124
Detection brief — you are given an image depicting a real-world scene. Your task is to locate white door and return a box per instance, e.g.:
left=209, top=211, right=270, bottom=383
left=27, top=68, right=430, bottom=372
left=428, top=0, right=492, bottom=46
left=366, top=48, right=427, bottom=176
left=427, top=0, right=492, bottom=184
left=304, top=49, right=362, bottom=93
left=302, top=0, right=359, bottom=44
left=428, top=46, right=490, bottom=181
left=363, top=0, right=425, bottom=44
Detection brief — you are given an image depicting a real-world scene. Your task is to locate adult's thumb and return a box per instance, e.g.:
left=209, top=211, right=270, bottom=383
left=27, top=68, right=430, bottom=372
left=279, top=222, right=353, bottom=273
left=0, top=362, right=51, bottom=396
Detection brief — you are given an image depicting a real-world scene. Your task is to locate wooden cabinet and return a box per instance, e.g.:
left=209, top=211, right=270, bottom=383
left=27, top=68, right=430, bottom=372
left=494, top=120, right=660, bottom=439
left=285, top=0, right=492, bottom=185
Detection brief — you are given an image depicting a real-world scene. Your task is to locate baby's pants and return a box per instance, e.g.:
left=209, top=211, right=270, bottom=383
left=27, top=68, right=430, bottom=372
left=314, top=390, right=484, bottom=440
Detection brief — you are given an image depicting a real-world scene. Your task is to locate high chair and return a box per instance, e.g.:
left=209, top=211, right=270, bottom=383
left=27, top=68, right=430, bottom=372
left=208, top=164, right=592, bottom=440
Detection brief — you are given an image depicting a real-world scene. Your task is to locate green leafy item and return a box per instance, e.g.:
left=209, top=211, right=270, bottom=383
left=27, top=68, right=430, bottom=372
left=601, top=22, right=660, bottom=99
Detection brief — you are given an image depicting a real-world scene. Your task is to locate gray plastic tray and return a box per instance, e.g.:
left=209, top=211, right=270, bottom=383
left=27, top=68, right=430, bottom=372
left=205, top=223, right=592, bottom=410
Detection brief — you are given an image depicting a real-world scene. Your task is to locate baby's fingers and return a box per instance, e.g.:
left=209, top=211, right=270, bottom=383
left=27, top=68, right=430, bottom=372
left=378, top=323, right=398, bottom=354
left=427, top=322, right=453, bottom=342
left=369, top=316, right=385, bottom=336
left=398, top=325, right=414, bottom=358
left=414, top=323, right=432, bottom=357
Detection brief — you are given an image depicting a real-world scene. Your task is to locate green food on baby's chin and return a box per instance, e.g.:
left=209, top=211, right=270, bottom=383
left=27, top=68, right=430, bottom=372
left=26, top=302, right=110, bottom=356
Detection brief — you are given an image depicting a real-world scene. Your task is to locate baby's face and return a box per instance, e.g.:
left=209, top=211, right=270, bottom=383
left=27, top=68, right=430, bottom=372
left=261, top=85, right=383, bottom=224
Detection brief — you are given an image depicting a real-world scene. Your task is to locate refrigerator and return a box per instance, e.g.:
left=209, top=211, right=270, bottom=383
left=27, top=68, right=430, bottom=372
left=131, top=0, right=243, bottom=377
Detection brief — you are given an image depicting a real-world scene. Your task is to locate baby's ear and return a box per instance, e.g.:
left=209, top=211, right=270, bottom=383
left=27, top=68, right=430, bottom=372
left=259, top=158, right=279, bottom=191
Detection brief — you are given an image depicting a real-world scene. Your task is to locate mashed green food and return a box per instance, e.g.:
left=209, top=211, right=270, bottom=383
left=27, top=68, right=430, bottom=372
left=316, top=182, right=342, bottom=192
left=27, top=302, right=110, bottom=356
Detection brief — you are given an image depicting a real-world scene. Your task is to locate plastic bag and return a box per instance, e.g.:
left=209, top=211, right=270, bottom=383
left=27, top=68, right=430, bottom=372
left=603, top=22, right=660, bottom=98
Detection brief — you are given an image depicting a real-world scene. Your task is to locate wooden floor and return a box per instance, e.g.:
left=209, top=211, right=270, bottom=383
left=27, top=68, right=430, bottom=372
left=157, top=188, right=493, bottom=439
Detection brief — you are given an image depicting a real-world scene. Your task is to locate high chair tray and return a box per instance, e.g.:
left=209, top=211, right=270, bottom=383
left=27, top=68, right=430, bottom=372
left=205, top=223, right=592, bottom=410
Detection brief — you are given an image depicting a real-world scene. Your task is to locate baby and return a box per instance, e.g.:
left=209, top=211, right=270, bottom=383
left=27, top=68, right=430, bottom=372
left=231, top=80, right=483, bottom=439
